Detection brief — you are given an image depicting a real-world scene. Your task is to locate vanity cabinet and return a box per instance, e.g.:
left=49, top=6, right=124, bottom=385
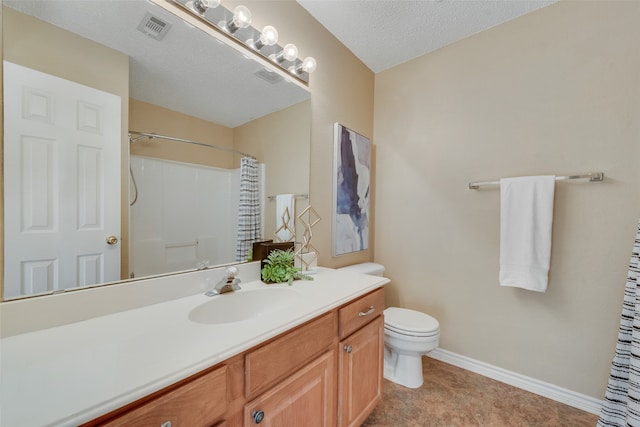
left=85, top=288, right=384, bottom=427
left=337, top=289, right=385, bottom=427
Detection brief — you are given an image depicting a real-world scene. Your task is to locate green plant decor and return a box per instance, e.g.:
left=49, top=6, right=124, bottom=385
left=261, top=249, right=313, bottom=285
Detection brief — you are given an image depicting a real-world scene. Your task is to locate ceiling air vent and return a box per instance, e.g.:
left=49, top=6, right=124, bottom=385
left=254, top=68, right=283, bottom=85
left=137, top=12, right=172, bottom=41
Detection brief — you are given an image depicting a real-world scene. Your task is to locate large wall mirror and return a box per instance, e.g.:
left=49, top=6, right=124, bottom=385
left=2, top=0, right=311, bottom=300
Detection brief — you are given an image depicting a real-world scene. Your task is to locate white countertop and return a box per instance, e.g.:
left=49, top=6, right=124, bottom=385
left=0, top=268, right=387, bottom=426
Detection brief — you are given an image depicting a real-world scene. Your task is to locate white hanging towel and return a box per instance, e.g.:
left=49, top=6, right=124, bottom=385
left=499, top=175, right=555, bottom=292
left=275, top=194, right=295, bottom=242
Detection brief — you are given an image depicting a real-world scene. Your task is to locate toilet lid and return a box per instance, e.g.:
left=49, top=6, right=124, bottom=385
left=384, top=307, right=439, bottom=336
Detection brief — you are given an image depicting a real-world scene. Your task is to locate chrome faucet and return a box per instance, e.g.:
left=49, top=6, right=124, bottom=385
left=206, top=266, right=241, bottom=296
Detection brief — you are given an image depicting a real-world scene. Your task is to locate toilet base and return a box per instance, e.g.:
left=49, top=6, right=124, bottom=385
left=383, top=346, right=424, bottom=389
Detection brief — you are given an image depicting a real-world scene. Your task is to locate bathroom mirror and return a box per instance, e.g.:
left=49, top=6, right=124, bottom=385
left=1, top=0, right=311, bottom=300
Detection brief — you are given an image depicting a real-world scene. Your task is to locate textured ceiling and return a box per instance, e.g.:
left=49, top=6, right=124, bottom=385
left=297, top=0, right=557, bottom=73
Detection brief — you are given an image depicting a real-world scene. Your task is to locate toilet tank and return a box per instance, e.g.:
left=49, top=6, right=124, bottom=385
left=338, top=262, right=385, bottom=277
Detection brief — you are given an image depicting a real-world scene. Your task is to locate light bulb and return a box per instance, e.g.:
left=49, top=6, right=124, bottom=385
left=290, top=57, right=317, bottom=75
left=259, top=26, right=279, bottom=47
left=189, top=0, right=220, bottom=14
left=249, top=25, right=279, bottom=50
left=274, top=43, right=298, bottom=63
left=301, top=57, right=317, bottom=73
left=225, top=5, right=252, bottom=33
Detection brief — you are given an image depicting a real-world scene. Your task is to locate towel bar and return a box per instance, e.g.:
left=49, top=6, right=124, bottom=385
left=267, top=193, right=309, bottom=200
left=468, top=172, right=604, bottom=190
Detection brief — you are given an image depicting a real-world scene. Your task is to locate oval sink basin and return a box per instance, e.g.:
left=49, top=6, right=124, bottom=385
left=189, top=287, right=302, bottom=324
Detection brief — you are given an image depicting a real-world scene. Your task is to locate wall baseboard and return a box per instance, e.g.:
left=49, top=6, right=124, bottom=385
left=428, top=348, right=603, bottom=415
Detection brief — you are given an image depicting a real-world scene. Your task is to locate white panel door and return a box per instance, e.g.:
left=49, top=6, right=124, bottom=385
left=3, top=61, right=121, bottom=299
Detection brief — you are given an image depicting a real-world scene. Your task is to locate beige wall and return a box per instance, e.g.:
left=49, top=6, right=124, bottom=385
left=234, top=101, right=311, bottom=239
left=129, top=98, right=235, bottom=169
left=238, top=0, right=376, bottom=267
left=1, top=7, right=130, bottom=286
left=374, top=1, right=640, bottom=399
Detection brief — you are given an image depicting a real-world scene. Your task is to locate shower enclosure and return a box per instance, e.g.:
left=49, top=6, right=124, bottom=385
left=129, top=155, right=264, bottom=278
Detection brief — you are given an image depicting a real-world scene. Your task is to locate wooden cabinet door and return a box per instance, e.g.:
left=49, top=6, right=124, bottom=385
left=244, top=350, right=336, bottom=427
left=337, top=316, right=384, bottom=427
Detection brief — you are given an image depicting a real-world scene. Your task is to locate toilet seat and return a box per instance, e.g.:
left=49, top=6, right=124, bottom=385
left=384, top=307, right=439, bottom=337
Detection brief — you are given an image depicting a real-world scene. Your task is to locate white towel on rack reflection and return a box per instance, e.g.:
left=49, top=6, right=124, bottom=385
left=275, top=194, right=295, bottom=242
left=499, top=176, right=555, bottom=292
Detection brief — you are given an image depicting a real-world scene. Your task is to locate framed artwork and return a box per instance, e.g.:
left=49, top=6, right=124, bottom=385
left=333, top=123, right=371, bottom=256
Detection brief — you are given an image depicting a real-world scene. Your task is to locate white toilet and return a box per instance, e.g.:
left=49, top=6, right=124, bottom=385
left=339, top=262, right=440, bottom=389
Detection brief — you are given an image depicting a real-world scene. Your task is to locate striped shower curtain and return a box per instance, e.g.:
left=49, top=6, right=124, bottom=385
left=599, top=219, right=640, bottom=426
left=235, top=156, right=261, bottom=262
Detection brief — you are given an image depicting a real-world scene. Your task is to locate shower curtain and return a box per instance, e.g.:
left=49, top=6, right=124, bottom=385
left=236, top=156, right=261, bottom=262
left=599, top=219, right=640, bottom=426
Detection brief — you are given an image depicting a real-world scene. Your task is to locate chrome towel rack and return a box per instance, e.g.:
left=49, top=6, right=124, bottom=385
left=267, top=193, right=309, bottom=201
left=468, top=172, right=604, bottom=190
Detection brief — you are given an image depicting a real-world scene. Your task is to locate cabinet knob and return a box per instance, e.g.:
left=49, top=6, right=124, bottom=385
left=252, top=410, right=265, bottom=424
left=160, top=422, right=172, bottom=427
left=344, top=344, right=352, bottom=353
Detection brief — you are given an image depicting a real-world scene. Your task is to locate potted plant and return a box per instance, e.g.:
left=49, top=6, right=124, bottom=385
left=261, top=249, right=313, bottom=285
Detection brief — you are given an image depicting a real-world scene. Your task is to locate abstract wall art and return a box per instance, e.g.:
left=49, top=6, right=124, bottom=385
left=333, top=123, right=371, bottom=256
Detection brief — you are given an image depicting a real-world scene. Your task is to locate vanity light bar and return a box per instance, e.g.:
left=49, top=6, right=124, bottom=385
left=167, top=0, right=315, bottom=85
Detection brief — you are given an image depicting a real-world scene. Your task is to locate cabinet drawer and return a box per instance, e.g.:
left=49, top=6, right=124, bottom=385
left=245, top=312, right=337, bottom=399
left=339, top=288, right=384, bottom=340
left=100, top=366, right=227, bottom=427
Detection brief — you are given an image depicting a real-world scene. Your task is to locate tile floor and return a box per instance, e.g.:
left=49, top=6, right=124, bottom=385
left=362, top=356, right=599, bottom=426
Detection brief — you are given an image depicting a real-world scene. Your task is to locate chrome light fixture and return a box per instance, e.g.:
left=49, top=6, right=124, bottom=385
left=170, top=0, right=316, bottom=84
